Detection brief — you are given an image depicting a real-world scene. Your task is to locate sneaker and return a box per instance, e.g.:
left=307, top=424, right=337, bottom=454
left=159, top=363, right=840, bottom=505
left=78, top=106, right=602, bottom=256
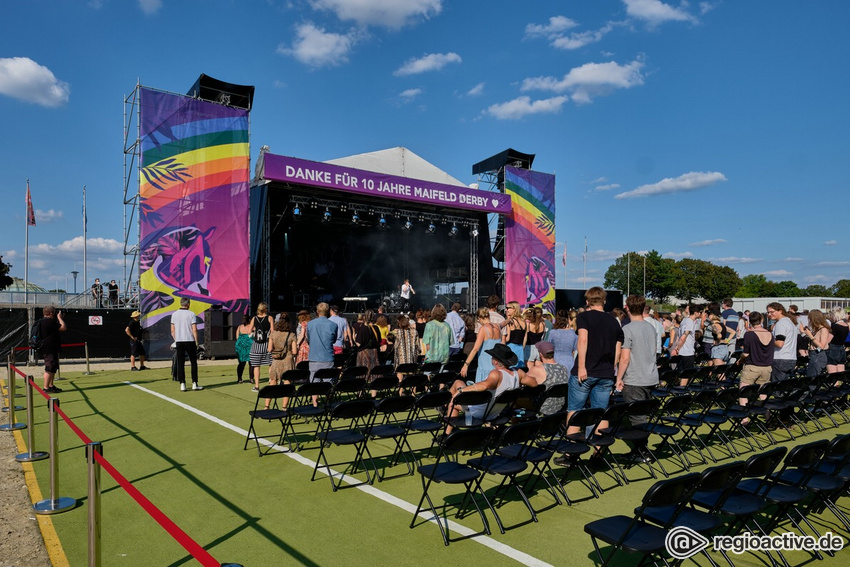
left=553, top=455, right=574, bottom=467
left=180, top=383, right=187, bottom=392
left=252, top=387, right=259, bottom=392
left=130, top=367, right=139, bottom=372
left=139, top=366, right=148, bottom=371
left=192, top=383, right=203, bottom=391
left=46, top=386, right=63, bottom=393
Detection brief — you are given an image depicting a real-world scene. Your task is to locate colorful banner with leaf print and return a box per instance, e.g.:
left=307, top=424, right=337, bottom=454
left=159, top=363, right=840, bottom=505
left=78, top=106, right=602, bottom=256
left=138, top=87, right=250, bottom=327
left=504, top=166, right=556, bottom=314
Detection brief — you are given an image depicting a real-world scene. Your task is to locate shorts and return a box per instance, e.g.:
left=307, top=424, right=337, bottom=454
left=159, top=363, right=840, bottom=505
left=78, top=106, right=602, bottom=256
left=826, top=344, right=847, bottom=366
left=710, top=344, right=729, bottom=361
left=568, top=375, right=613, bottom=412
left=130, top=339, right=146, bottom=357
left=42, top=352, right=60, bottom=374
left=771, top=358, right=796, bottom=382
left=309, top=360, right=334, bottom=382
left=739, top=364, right=771, bottom=386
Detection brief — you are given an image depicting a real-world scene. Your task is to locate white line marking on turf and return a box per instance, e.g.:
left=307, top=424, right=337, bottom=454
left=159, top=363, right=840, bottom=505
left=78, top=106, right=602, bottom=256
left=126, top=382, right=554, bottom=567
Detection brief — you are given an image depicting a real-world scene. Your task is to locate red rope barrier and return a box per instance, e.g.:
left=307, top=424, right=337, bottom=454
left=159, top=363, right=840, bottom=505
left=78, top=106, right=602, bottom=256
left=14, top=342, right=87, bottom=352
left=92, top=451, right=220, bottom=567
left=7, top=364, right=223, bottom=567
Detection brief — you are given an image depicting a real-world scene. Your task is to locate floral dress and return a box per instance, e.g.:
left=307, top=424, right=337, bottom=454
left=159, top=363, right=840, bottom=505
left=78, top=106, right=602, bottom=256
left=296, top=321, right=310, bottom=364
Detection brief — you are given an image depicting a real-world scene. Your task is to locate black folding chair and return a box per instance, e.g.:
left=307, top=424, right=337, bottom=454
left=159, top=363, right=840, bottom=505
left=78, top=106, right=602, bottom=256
left=288, top=381, right=334, bottom=450
left=501, top=410, right=567, bottom=506
left=280, top=368, right=310, bottom=384
left=340, top=365, right=368, bottom=380
left=311, top=367, right=339, bottom=383
left=363, top=395, right=417, bottom=480
left=445, top=390, right=493, bottom=430
left=243, top=384, right=296, bottom=455
left=410, top=427, right=495, bottom=546
left=468, top=420, right=542, bottom=532
left=584, top=472, right=701, bottom=567
left=311, top=399, right=376, bottom=491
left=546, top=408, right=606, bottom=498
left=404, top=390, right=452, bottom=461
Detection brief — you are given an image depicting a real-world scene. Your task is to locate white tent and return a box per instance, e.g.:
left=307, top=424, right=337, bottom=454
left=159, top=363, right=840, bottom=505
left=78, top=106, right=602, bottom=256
left=325, top=147, right=467, bottom=188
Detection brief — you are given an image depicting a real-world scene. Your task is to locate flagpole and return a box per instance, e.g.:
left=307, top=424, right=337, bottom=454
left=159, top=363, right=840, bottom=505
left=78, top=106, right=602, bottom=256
left=563, top=241, right=567, bottom=289
left=25, top=180, right=30, bottom=306
left=83, top=185, right=87, bottom=301
left=583, top=236, right=587, bottom=288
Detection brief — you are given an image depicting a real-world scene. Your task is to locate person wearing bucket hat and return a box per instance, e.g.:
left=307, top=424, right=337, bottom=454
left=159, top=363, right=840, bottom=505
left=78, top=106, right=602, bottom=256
left=125, top=310, right=148, bottom=371
left=449, top=343, right=535, bottom=424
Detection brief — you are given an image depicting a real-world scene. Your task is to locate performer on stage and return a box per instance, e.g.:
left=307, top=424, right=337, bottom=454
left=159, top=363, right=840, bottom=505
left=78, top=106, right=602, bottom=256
left=400, top=278, right=415, bottom=312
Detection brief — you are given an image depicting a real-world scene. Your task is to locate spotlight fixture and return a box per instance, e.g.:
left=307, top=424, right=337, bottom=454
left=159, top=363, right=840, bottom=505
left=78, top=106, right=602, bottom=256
left=351, top=212, right=359, bottom=224
left=471, top=228, right=479, bottom=237
left=448, top=225, right=458, bottom=237
left=378, top=214, right=388, bottom=229
left=323, top=208, right=331, bottom=222
left=426, top=222, right=436, bottom=234
left=402, top=218, right=412, bottom=231
left=292, top=205, right=301, bottom=218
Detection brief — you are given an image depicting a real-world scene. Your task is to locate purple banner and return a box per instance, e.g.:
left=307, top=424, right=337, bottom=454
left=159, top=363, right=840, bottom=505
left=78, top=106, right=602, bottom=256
left=263, top=154, right=512, bottom=214
left=504, top=166, right=556, bottom=314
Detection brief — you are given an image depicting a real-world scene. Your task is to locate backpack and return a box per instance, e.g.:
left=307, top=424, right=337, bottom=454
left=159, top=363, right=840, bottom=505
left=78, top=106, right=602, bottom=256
left=253, top=316, right=270, bottom=343
left=29, top=318, right=45, bottom=350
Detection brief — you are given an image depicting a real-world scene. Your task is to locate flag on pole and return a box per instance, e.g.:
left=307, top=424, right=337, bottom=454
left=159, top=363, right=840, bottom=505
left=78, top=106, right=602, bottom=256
left=26, top=181, right=36, bottom=226
left=562, top=243, right=567, bottom=266
left=82, top=186, right=87, bottom=233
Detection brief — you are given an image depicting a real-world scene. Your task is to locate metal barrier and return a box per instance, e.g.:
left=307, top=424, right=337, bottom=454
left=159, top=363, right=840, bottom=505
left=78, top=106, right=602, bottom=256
left=3, top=362, right=242, bottom=566
left=0, top=362, right=25, bottom=431
left=16, top=374, right=48, bottom=462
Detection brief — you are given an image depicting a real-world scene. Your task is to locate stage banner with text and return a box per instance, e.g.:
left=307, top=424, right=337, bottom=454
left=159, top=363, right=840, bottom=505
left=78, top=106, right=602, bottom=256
left=504, top=166, right=556, bottom=313
left=138, top=87, right=250, bottom=327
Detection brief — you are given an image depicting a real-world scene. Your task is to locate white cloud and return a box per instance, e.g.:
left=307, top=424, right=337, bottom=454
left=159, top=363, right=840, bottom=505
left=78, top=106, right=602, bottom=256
left=662, top=251, right=694, bottom=259
left=783, top=257, right=804, bottom=262
left=34, top=209, right=64, bottom=223
left=309, top=0, right=442, bottom=29
left=482, top=95, right=569, bottom=120
left=590, top=177, right=608, bottom=184
left=551, top=23, right=616, bottom=50
left=466, top=82, right=485, bottom=97
left=587, top=249, right=624, bottom=262
left=824, top=240, right=838, bottom=246
left=595, top=183, right=620, bottom=191
left=524, top=16, right=579, bottom=38
left=764, top=270, right=793, bottom=277
left=805, top=274, right=830, bottom=283
left=622, top=0, right=696, bottom=25
left=278, top=23, right=360, bottom=68
left=521, top=58, right=645, bottom=104
left=699, top=2, right=718, bottom=15
left=815, top=260, right=850, bottom=267
left=138, top=0, right=162, bottom=15
left=689, top=238, right=726, bottom=247
left=394, top=52, right=461, bottom=76
left=31, top=236, right=123, bottom=258
left=709, top=257, right=762, bottom=264
left=0, top=57, right=70, bottom=107
left=399, top=88, right=422, bottom=100
left=614, top=171, right=727, bottom=199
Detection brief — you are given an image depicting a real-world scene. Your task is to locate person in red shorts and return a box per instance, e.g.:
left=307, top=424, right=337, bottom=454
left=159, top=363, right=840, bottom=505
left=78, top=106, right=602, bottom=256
left=37, top=306, right=67, bottom=393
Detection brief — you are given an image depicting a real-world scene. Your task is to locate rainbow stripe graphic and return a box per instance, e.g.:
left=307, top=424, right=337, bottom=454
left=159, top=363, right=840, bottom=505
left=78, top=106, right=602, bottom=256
left=504, top=167, right=556, bottom=313
left=138, top=88, right=250, bottom=326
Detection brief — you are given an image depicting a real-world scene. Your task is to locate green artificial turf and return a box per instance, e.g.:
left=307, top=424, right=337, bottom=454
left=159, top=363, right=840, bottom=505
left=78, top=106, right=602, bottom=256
left=16, top=365, right=850, bottom=566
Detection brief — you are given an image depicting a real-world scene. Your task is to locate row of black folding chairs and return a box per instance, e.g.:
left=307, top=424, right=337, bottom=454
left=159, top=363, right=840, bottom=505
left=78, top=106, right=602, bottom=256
left=585, top=433, right=850, bottom=566
left=295, top=358, right=465, bottom=378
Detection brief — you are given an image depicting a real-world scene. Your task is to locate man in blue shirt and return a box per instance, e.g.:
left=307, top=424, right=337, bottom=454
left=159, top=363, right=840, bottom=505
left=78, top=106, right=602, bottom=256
left=307, top=302, right=338, bottom=382
left=721, top=298, right=739, bottom=351
left=445, top=302, right=466, bottom=357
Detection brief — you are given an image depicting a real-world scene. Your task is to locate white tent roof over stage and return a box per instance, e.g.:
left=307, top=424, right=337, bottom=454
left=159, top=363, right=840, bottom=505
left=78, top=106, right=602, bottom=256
left=324, top=146, right=467, bottom=188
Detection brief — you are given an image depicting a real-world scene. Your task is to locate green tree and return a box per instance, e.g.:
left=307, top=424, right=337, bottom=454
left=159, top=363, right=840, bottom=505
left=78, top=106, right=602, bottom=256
left=672, top=258, right=713, bottom=302
left=737, top=274, right=774, bottom=297
left=604, top=251, right=647, bottom=297
left=772, top=280, right=801, bottom=297
left=704, top=265, right=742, bottom=302
left=0, top=255, right=12, bottom=291
left=644, top=250, right=677, bottom=303
left=603, top=250, right=677, bottom=301
left=832, top=279, right=850, bottom=297
left=802, top=284, right=831, bottom=297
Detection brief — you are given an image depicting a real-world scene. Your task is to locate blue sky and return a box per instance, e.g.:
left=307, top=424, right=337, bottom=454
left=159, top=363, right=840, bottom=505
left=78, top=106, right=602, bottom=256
left=1, top=0, right=848, bottom=294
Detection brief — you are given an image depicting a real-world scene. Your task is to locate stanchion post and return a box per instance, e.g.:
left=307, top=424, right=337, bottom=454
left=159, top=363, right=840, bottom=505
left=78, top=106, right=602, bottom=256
left=83, top=342, right=95, bottom=375
left=16, top=375, right=48, bottom=462
left=86, top=442, right=102, bottom=567
left=0, top=367, right=25, bottom=431
left=33, top=398, right=76, bottom=514
left=3, top=357, right=25, bottom=412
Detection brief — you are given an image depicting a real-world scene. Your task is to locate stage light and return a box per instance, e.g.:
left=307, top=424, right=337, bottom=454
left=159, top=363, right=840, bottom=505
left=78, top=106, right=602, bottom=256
left=292, top=206, right=301, bottom=218
left=449, top=225, right=458, bottom=237
left=471, top=228, right=479, bottom=237
left=402, top=218, right=412, bottom=231
left=351, top=212, right=359, bottom=224
left=323, top=208, right=331, bottom=222
left=378, top=214, right=388, bottom=229
left=426, top=222, right=436, bottom=234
